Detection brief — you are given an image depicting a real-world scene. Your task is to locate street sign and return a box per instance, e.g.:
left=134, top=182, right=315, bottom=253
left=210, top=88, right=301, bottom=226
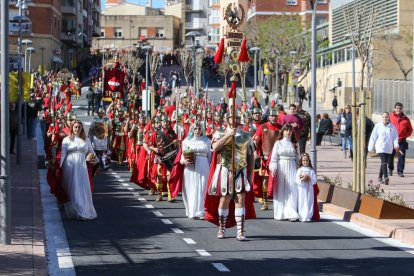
left=293, top=68, right=301, bottom=77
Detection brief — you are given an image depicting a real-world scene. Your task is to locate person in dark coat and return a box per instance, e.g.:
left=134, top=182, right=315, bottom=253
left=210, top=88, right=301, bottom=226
left=10, top=102, right=18, bottom=153
left=86, top=86, right=95, bottom=116
left=316, top=113, right=333, bottom=146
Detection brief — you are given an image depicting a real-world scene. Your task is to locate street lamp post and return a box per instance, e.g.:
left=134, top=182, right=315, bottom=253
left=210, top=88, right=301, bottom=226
left=39, top=47, right=45, bottom=74
left=185, top=31, right=201, bottom=96
left=310, top=0, right=318, bottom=170
left=26, top=47, right=35, bottom=72
left=22, top=39, right=32, bottom=72
left=142, top=45, right=152, bottom=117
left=250, top=47, right=260, bottom=92
left=9, top=14, right=30, bottom=165
left=1, top=0, right=11, bottom=245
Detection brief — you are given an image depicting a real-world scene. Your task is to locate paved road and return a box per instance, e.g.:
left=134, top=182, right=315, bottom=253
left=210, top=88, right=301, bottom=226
left=57, top=85, right=414, bottom=275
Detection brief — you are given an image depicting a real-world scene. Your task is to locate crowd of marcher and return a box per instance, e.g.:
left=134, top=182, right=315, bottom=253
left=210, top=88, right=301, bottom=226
left=18, top=49, right=413, bottom=240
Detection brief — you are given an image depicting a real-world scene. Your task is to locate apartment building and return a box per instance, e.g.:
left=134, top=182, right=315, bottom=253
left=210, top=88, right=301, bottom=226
left=183, top=0, right=210, bottom=46
left=94, top=2, right=180, bottom=52
left=246, top=0, right=330, bottom=25
left=208, top=0, right=220, bottom=46
left=8, top=0, right=100, bottom=72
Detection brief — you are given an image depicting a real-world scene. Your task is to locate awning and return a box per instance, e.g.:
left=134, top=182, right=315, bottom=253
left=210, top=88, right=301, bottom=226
left=52, top=55, right=63, bottom=64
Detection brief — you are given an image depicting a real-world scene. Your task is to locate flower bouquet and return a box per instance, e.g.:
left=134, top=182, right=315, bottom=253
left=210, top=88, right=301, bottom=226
left=183, top=147, right=194, bottom=164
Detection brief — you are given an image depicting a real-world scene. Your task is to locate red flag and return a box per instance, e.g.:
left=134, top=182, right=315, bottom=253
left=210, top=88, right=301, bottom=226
left=214, top=38, right=225, bottom=64
left=238, top=37, right=250, bottom=63
left=103, top=68, right=125, bottom=100
left=227, top=80, right=237, bottom=98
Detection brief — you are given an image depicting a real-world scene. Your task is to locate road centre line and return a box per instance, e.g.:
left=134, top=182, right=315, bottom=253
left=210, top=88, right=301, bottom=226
left=171, top=228, right=184, bottom=234
left=212, top=263, right=230, bottom=272
left=153, top=211, right=164, bottom=217
left=183, top=238, right=196, bottom=245
left=196, top=249, right=211, bottom=256
left=161, top=219, right=173, bottom=224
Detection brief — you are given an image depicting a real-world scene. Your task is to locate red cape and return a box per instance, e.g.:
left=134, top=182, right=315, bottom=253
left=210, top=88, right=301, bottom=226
left=168, top=147, right=184, bottom=198
left=204, top=151, right=256, bottom=228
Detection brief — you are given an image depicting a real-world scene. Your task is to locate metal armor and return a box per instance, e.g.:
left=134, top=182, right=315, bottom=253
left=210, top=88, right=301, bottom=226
left=218, top=129, right=251, bottom=171
left=262, top=125, right=279, bottom=159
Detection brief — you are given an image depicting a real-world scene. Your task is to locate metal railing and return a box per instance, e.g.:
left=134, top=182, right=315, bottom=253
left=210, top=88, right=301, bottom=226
left=373, top=79, right=413, bottom=116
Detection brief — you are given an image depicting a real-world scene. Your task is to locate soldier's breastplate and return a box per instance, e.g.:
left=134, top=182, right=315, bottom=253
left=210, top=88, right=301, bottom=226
left=262, top=127, right=279, bottom=158
left=136, top=129, right=144, bottom=146
left=220, top=132, right=250, bottom=171
left=115, top=122, right=124, bottom=136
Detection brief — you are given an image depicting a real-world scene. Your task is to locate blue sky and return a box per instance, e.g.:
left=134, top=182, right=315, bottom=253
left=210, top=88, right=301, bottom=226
left=100, top=0, right=165, bottom=11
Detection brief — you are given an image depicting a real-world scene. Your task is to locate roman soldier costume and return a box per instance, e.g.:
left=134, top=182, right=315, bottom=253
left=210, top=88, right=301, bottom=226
left=253, top=108, right=281, bottom=210
left=112, top=108, right=127, bottom=164
left=89, top=108, right=111, bottom=169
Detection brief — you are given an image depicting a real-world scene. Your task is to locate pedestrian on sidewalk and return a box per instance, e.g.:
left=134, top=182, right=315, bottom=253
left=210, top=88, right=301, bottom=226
left=336, top=105, right=351, bottom=158
left=86, top=86, right=95, bottom=116
left=295, top=102, right=311, bottom=154
left=26, top=92, right=41, bottom=140
left=388, top=102, right=413, bottom=177
left=368, top=112, right=399, bottom=185
left=9, top=102, right=18, bottom=154
left=332, top=96, right=338, bottom=114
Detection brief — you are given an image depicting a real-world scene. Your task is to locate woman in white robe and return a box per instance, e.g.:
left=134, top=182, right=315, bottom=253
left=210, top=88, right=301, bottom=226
left=269, top=124, right=299, bottom=221
left=60, top=121, right=97, bottom=220
left=180, top=122, right=211, bottom=219
left=296, top=153, right=317, bottom=222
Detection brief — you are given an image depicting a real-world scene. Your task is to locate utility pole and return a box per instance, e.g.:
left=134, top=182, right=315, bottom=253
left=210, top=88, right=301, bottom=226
left=1, top=0, right=11, bottom=244
left=351, top=44, right=359, bottom=192
left=310, top=0, right=318, bottom=170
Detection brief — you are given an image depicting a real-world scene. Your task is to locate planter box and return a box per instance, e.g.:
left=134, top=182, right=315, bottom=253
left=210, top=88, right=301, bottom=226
left=317, top=182, right=334, bottom=203
left=359, top=194, right=414, bottom=219
left=330, top=186, right=361, bottom=212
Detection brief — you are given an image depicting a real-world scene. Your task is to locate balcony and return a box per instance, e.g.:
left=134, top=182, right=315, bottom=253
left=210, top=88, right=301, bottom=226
left=185, top=22, right=204, bottom=30
left=61, top=0, right=76, bottom=15
left=60, top=31, right=78, bottom=44
left=208, top=17, right=220, bottom=25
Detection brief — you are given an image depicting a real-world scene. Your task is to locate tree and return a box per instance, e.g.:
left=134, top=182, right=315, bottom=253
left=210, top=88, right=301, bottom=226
left=380, top=31, right=413, bottom=81
left=175, top=48, right=193, bottom=92
left=255, top=15, right=311, bottom=102
left=342, top=1, right=380, bottom=194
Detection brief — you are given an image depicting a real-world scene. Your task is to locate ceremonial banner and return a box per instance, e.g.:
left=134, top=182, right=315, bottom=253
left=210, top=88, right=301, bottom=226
left=103, top=68, right=125, bottom=101
left=9, top=72, right=34, bottom=102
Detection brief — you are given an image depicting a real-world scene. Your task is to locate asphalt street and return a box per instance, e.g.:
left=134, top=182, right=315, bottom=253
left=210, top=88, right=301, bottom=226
left=57, top=84, right=414, bottom=275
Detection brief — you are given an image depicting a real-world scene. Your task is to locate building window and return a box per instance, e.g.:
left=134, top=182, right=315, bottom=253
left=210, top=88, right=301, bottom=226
left=286, top=0, right=297, bottom=5
left=139, top=27, right=147, bottom=38
left=156, top=27, right=164, bottom=38
left=317, top=0, right=328, bottom=3
left=115, top=27, right=122, bottom=38
left=100, top=28, right=105, bottom=37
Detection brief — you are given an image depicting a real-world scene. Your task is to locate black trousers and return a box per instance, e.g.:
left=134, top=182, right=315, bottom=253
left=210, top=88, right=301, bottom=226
left=299, top=134, right=308, bottom=154
left=388, top=140, right=408, bottom=174
left=10, top=129, right=17, bottom=152
left=87, top=101, right=95, bottom=115
left=379, top=153, right=391, bottom=179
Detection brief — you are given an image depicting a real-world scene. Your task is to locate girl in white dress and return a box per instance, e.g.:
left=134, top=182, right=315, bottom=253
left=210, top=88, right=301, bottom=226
left=269, top=124, right=299, bottom=221
left=296, top=153, right=317, bottom=222
left=60, top=121, right=97, bottom=220
left=180, top=122, right=211, bottom=219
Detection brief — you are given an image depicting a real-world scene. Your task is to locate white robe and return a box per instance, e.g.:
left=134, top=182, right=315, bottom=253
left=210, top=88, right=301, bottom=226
left=269, top=138, right=299, bottom=220
left=296, top=166, right=317, bottom=222
left=180, top=136, right=211, bottom=218
left=60, top=136, right=97, bottom=220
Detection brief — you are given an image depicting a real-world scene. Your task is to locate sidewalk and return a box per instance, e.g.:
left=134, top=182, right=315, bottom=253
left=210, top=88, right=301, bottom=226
left=0, top=138, right=47, bottom=275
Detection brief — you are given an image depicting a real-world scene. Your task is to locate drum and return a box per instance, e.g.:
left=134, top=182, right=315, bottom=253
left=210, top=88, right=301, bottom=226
left=161, top=148, right=178, bottom=171
left=159, top=141, right=177, bottom=171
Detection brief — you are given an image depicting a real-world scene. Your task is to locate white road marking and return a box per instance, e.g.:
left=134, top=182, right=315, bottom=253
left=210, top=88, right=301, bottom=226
left=138, top=198, right=147, bottom=202
left=127, top=187, right=134, bottom=191
left=145, top=204, right=154, bottom=209
left=321, top=213, right=414, bottom=255
left=118, top=179, right=125, bottom=182
left=83, top=122, right=91, bottom=126
left=212, top=263, right=230, bottom=272
left=161, top=219, right=173, bottom=225
left=72, top=105, right=81, bottom=109
left=114, top=175, right=121, bottom=178
left=122, top=183, right=129, bottom=187
left=153, top=211, right=164, bottom=217
left=171, top=228, right=184, bottom=234
left=196, top=249, right=211, bottom=256
left=132, top=192, right=140, bottom=196
left=183, top=238, right=196, bottom=245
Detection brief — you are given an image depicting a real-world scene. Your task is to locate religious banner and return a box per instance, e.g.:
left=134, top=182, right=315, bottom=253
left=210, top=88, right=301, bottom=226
left=103, top=68, right=125, bottom=101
